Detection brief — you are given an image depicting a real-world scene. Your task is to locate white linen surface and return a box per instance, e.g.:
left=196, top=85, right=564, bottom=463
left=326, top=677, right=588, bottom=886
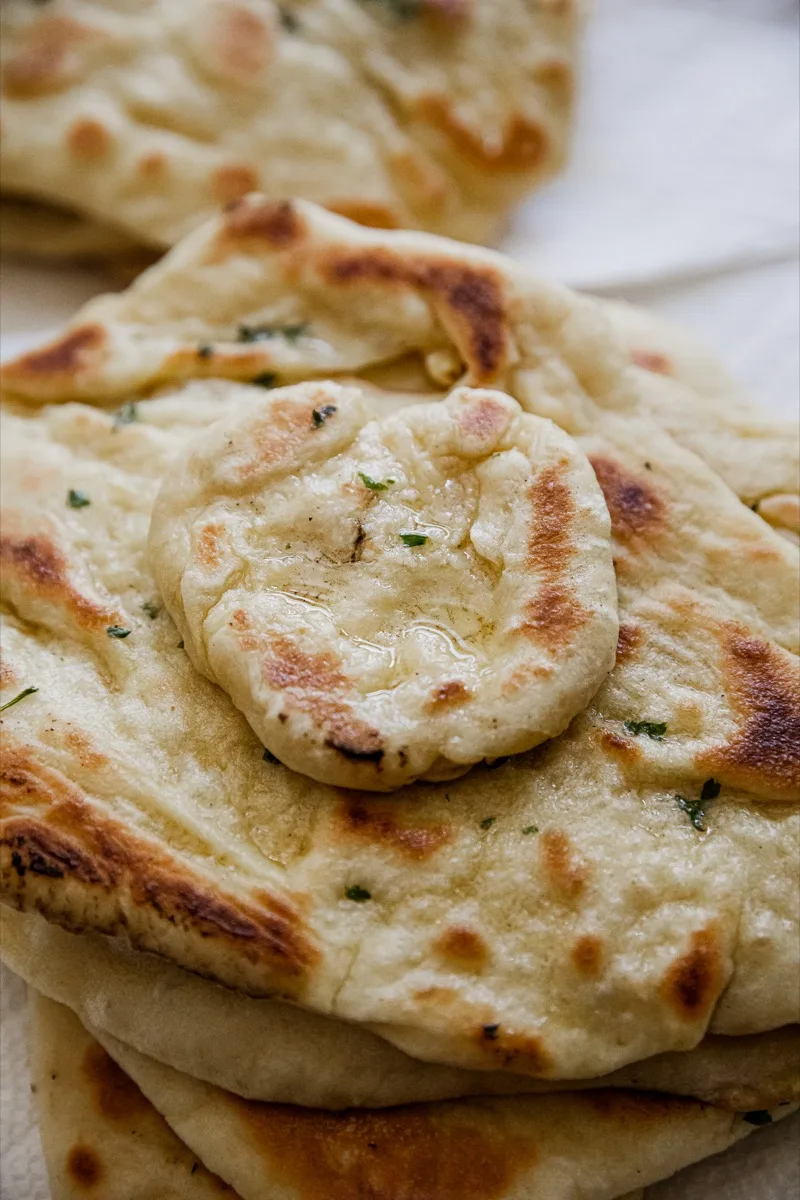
left=1, top=0, right=798, bottom=1195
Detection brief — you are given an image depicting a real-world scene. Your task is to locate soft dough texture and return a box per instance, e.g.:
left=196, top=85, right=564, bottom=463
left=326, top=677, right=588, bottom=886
left=78, top=1008, right=800, bottom=1200
left=0, top=0, right=578, bottom=249
left=1, top=202, right=798, bottom=1084
left=29, top=991, right=238, bottom=1199
left=150, top=382, right=617, bottom=789
left=5, top=908, right=799, bottom=1113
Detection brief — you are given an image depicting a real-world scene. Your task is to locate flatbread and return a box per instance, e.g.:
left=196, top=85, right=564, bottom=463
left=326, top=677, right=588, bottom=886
left=0, top=0, right=578, bottom=248
left=5, top=907, right=799, bottom=1113
left=0, top=193, right=145, bottom=263
left=149, top=382, right=618, bottom=789
left=87, top=1015, right=800, bottom=1200
left=1, top=201, right=798, bottom=1084
left=598, top=298, right=800, bottom=537
left=29, top=991, right=238, bottom=1199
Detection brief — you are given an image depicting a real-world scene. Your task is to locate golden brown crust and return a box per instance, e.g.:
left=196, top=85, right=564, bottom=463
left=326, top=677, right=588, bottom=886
left=589, top=457, right=666, bottom=544
left=0, top=530, right=120, bottom=632
left=0, top=743, right=318, bottom=996
left=538, top=829, right=589, bottom=902
left=0, top=324, right=107, bottom=385
left=336, top=798, right=452, bottom=861
left=660, top=926, right=726, bottom=1023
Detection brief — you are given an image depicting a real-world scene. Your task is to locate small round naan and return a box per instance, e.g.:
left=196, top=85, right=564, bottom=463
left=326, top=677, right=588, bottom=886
left=150, top=383, right=618, bottom=789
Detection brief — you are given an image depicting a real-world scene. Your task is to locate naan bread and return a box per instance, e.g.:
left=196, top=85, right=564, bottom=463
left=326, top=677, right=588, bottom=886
left=6, top=908, right=799, bottom=1113
left=0, top=0, right=577, bottom=249
left=598, top=298, right=800, bottom=538
left=42, top=999, right=796, bottom=1200
left=30, top=991, right=238, bottom=1200
left=149, top=382, right=617, bottom=789
left=1, top=202, right=798, bottom=1084
left=0, top=194, right=145, bottom=264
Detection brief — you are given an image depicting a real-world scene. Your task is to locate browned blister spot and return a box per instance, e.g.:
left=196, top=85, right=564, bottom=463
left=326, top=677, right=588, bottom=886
left=215, top=198, right=304, bottom=252
left=0, top=662, right=18, bottom=689
left=66, top=1143, right=104, bottom=1188
left=589, top=457, right=665, bottom=544
left=2, top=17, right=95, bottom=97
left=68, top=118, right=110, bottom=159
left=458, top=395, right=509, bottom=443
left=420, top=96, right=549, bottom=172
left=435, top=925, right=488, bottom=970
left=699, top=632, right=800, bottom=800
left=212, top=163, right=260, bottom=205
left=326, top=200, right=402, bottom=230
left=661, top=926, right=725, bottom=1022
left=263, top=637, right=384, bottom=764
left=322, top=249, right=507, bottom=381
left=598, top=730, right=642, bottom=767
left=0, top=532, right=118, bottom=632
left=233, top=399, right=317, bottom=479
left=207, top=2, right=274, bottom=83
left=571, top=933, right=603, bottom=977
left=233, top=1099, right=537, bottom=1200
left=615, top=622, right=642, bottom=663
left=0, top=745, right=317, bottom=992
left=196, top=523, right=224, bottom=570
left=631, top=349, right=672, bottom=376
left=520, top=465, right=587, bottom=649
left=1, top=324, right=105, bottom=385
left=63, top=729, right=108, bottom=772
left=427, top=680, right=472, bottom=712
left=475, top=1027, right=552, bottom=1075
left=539, top=829, right=588, bottom=901
left=337, top=799, right=451, bottom=859
left=587, top=1089, right=697, bottom=1122
left=82, top=1043, right=149, bottom=1121
left=533, top=59, right=574, bottom=107
left=138, top=150, right=166, bottom=178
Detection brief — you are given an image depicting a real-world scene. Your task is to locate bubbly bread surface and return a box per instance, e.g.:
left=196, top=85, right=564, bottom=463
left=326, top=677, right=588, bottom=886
left=150, top=383, right=617, bottom=789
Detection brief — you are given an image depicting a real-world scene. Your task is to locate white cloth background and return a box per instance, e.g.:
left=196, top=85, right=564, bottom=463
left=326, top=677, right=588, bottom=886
left=1, top=0, right=798, bottom=1195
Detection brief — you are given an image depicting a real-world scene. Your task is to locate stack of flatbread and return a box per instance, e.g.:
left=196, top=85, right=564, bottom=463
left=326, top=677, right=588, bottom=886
left=0, top=0, right=578, bottom=271
left=1, top=198, right=798, bottom=1197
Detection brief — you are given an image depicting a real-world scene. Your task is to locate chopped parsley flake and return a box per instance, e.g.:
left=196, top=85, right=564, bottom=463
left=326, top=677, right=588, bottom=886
left=345, top=885, right=372, bottom=902
left=252, top=372, right=278, bottom=389
left=113, top=403, right=139, bottom=429
left=197, top=343, right=214, bottom=359
left=743, top=1110, right=773, bottom=1126
left=400, top=533, right=427, bottom=547
left=312, top=404, right=337, bottom=427
left=106, top=625, right=131, bottom=639
left=141, top=600, right=160, bottom=619
left=237, top=322, right=309, bottom=343
left=480, top=816, right=496, bottom=830
left=0, top=686, right=38, bottom=713
left=676, top=795, right=706, bottom=832
left=624, top=720, right=667, bottom=740
left=67, top=489, right=90, bottom=508
left=262, top=747, right=281, bottom=765
left=700, top=778, right=721, bottom=801
left=522, top=825, right=539, bottom=836
left=482, top=1024, right=500, bottom=1040
left=358, top=472, right=394, bottom=492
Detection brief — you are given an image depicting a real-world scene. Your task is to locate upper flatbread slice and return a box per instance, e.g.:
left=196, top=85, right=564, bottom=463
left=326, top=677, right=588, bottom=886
left=1, top=202, right=798, bottom=1083
left=0, top=0, right=578, bottom=247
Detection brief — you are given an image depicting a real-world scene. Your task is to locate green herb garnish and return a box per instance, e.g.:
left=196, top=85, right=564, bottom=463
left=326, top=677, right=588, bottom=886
left=358, top=472, right=394, bottom=492
left=624, top=720, right=667, bottom=740
left=106, top=625, right=131, bottom=639
left=522, top=825, right=539, bottom=835
left=700, top=778, right=721, bottom=801
left=345, top=885, right=372, bottom=902
left=0, top=686, right=38, bottom=713
left=480, top=816, right=496, bottom=830
left=482, top=1024, right=500, bottom=1040
left=113, top=403, right=138, bottom=429
left=676, top=795, right=706, bottom=832
left=312, top=404, right=337, bottom=427
left=141, top=600, right=160, bottom=620
left=197, top=343, right=214, bottom=359
left=262, top=747, right=281, bottom=765
left=237, top=322, right=309, bottom=343
left=742, top=1110, right=773, bottom=1126
left=400, top=533, right=427, bottom=547
left=66, top=489, right=90, bottom=509
left=252, top=372, right=278, bottom=389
